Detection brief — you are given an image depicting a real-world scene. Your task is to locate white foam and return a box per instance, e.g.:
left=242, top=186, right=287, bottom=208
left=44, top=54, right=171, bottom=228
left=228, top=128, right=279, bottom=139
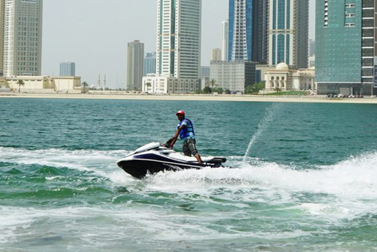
left=2, top=147, right=377, bottom=225
left=0, top=147, right=127, bottom=175
left=137, top=151, right=377, bottom=222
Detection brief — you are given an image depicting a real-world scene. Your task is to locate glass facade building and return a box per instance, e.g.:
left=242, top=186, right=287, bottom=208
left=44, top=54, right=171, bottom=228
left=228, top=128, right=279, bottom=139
left=228, top=0, right=268, bottom=63
left=60, top=62, right=76, bottom=76
left=316, top=0, right=376, bottom=95
left=143, top=52, right=156, bottom=77
left=269, top=0, right=308, bottom=68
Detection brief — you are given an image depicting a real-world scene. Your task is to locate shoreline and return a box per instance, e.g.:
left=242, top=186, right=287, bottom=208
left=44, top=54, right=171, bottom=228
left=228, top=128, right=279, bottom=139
left=1, top=92, right=377, bottom=104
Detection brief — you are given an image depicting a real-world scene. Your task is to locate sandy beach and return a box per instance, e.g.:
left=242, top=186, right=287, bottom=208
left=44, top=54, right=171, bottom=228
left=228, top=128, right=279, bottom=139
left=1, top=92, right=377, bottom=104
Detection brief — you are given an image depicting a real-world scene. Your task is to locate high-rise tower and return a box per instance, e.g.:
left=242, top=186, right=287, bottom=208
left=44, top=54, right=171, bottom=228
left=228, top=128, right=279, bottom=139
left=316, top=0, right=376, bottom=95
left=143, top=52, right=156, bottom=76
left=268, top=0, right=308, bottom=68
left=156, top=0, right=201, bottom=79
left=2, top=0, right=43, bottom=77
left=221, top=20, right=229, bottom=61
left=127, top=40, right=144, bottom=91
left=228, top=0, right=268, bottom=63
left=60, top=62, right=76, bottom=76
left=0, top=0, right=4, bottom=76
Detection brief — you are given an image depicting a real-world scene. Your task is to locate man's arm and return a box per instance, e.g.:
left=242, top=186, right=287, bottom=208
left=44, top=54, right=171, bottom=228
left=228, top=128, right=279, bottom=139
left=170, top=124, right=185, bottom=148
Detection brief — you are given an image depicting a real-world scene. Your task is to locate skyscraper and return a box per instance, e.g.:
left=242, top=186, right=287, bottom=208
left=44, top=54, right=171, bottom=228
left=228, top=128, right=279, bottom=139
left=211, top=48, right=222, bottom=61
left=221, top=20, right=229, bottom=61
left=0, top=0, right=4, bottom=76
left=143, top=52, right=156, bottom=76
left=156, top=0, right=201, bottom=79
left=2, top=0, right=43, bottom=77
left=253, top=0, right=269, bottom=64
left=309, top=39, right=315, bottom=57
left=228, top=0, right=268, bottom=63
left=268, top=0, right=308, bottom=68
left=316, top=0, right=376, bottom=95
left=60, top=62, right=76, bottom=76
left=127, top=40, right=144, bottom=91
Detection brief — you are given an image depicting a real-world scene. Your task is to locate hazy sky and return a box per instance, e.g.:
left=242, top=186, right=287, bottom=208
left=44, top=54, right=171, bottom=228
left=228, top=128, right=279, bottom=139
left=42, top=0, right=315, bottom=89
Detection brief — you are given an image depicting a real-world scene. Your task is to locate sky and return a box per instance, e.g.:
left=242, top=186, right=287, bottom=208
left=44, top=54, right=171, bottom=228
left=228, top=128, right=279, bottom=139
left=42, top=0, right=315, bottom=89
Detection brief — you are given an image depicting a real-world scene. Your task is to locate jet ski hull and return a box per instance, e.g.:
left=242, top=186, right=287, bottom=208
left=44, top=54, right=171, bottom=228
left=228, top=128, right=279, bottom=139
left=117, top=159, right=211, bottom=179
left=117, top=142, right=226, bottom=179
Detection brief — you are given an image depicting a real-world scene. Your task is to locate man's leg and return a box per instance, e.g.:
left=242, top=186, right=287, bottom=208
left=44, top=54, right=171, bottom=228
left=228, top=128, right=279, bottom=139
left=182, top=141, right=191, bottom=156
left=194, top=153, right=202, bottom=164
left=188, top=139, right=202, bottom=164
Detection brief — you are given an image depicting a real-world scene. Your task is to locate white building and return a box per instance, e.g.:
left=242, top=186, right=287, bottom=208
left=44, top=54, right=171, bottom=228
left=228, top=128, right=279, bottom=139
left=0, top=1, right=4, bottom=75
left=7, top=76, right=81, bottom=93
left=264, top=63, right=316, bottom=93
left=3, top=0, right=43, bottom=77
left=145, top=0, right=201, bottom=94
left=142, top=74, right=200, bottom=94
left=210, top=61, right=256, bottom=93
left=221, top=20, right=229, bottom=61
left=156, top=0, right=201, bottom=80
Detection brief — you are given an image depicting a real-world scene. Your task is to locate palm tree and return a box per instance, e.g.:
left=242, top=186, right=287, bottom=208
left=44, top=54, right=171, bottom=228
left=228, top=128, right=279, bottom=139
left=82, top=81, right=88, bottom=93
left=146, top=82, right=151, bottom=93
left=210, top=79, right=216, bottom=93
left=17, top=80, right=25, bottom=93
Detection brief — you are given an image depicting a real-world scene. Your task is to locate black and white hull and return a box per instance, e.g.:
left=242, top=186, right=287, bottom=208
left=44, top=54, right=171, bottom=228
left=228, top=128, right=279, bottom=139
left=117, top=142, right=226, bottom=179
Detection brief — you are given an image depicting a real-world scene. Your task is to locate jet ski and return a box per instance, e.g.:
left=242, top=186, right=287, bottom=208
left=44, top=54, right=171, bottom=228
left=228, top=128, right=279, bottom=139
left=117, top=142, right=226, bottom=179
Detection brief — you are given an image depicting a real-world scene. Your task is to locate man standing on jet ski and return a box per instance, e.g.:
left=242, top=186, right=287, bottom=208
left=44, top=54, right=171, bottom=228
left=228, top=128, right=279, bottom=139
left=170, top=110, right=203, bottom=164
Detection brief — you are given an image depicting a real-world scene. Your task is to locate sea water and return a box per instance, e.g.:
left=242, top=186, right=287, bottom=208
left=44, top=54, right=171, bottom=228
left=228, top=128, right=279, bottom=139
left=1, top=98, right=377, bottom=251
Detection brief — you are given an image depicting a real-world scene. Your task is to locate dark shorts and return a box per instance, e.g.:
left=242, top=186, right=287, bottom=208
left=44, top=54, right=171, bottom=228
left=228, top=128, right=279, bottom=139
left=183, top=138, right=198, bottom=156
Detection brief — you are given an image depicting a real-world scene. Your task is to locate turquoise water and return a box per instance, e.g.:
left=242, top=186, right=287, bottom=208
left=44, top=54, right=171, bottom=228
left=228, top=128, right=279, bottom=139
left=1, top=98, right=377, bottom=251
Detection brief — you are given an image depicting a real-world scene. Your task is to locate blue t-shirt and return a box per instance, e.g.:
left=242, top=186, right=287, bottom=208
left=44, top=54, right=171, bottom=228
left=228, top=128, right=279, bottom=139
left=177, top=118, right=195, bottom=141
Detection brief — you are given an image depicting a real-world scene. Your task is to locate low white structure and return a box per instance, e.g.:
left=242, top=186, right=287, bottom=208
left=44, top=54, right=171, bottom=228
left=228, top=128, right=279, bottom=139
left=142, top=74, right=200, bottom=94
left=7, top=76, right=81, bottom=93
left=7, top=76, right=45, bottom=90
left=264, top=63, right=316, bottom=93
left=54, top=76, right=81, bottom=92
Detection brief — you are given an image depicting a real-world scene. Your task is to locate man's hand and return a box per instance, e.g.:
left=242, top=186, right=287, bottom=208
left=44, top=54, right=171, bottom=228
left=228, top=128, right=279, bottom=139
left=170, top=137, right=177, bottom=149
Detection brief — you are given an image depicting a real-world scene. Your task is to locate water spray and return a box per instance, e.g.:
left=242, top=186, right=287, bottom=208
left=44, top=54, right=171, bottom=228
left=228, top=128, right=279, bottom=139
left=242, top=103, right=281, bottom=163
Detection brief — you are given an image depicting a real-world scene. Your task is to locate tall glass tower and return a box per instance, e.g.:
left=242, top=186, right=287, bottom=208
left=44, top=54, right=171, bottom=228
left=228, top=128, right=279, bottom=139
left=60, top=62, right=76, bottom=76
left=316, top=0, right=376, bottom=95
left=269, top=0, right=308, bottom=68
left=228, top=0, right=268, bottom=63
left=2, top=0, right=43, bottom=77
left=221, top=20, right=229, bottom=61
left=156, top=0, right=201, bottom=79
left=143, top=52, right=156, bottom=77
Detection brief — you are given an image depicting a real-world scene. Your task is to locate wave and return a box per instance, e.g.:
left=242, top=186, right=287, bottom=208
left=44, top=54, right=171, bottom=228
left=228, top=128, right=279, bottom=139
left=2, top=148, right=377, bottom=249
left=2, top=147, right=377, bottom=199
